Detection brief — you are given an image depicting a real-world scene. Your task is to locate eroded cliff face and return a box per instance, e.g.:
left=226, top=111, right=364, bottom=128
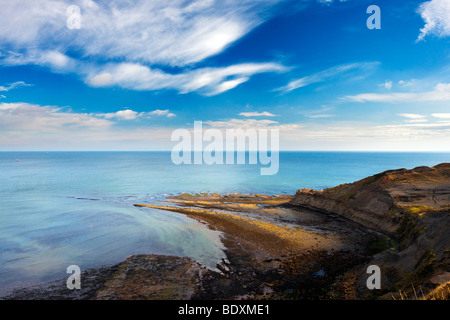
left=289, top=163, right=450, bottom=236
left=289, top=163, right=450, bottom=298
left=290, top=187, right=396, bottom=234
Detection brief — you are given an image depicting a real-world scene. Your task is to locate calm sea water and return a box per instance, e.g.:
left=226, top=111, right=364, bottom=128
left=0, top=151, right=448, bottom=293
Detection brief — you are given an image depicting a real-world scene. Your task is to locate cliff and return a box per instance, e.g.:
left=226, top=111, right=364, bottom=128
left=289, top=163, right=450, bottom=298
left=290, top=163, right=450, bottom=236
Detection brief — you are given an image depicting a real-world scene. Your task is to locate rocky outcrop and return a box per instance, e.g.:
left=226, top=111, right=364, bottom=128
left=289, top=163, right=450, bottom=236
left=289, top=163, right=450, bottom=298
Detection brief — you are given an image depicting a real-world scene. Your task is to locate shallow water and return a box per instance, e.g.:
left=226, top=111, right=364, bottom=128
left=0, top=151, right=448, bottom=293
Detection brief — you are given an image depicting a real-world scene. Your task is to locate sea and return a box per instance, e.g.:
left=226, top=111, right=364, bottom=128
left=0, top=151, right=448, bottom=294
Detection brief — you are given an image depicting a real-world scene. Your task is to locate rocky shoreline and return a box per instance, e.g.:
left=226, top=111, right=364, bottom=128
left=4, top=164, right=449, bottom=300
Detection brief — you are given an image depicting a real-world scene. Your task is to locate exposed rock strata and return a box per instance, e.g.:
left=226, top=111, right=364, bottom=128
left=289, top=163, right=450, bottom=298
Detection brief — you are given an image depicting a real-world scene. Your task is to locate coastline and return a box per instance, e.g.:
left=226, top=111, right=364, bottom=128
left=4, top=164, right=449, bottom=300
left=3, top=193, right=375, bottom=300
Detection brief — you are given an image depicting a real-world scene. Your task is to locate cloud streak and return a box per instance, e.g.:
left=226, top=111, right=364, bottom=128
left=345, top=83, right=450, bottom=103
left=0, top=81, right=33, bottom=92
left=276, top=62, right=379, bottom=93
left=0, top=0, right=289, bottom=95
left=97, top=109, right=176, bottom=120
left=397, top=113, right=426, bottom=119
left=239, top=111, right=277, bottom=117
left=0, top=0, right=282, bottom=67
left=432, top=113, right=450, bottom=119
left=87, top=62, right=286, bottom=96
left=0, top=102, right=112, bottom=132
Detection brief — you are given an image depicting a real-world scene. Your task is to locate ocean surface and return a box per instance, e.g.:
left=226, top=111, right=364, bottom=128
left=0, top=151, right=449, bottom=294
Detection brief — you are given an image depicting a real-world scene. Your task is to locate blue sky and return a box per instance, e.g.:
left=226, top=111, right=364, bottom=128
left=0, top=0, right=449, bottom=151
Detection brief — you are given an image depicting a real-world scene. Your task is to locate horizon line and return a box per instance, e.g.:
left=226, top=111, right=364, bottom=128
left=1, top=150, right=450, bottom=153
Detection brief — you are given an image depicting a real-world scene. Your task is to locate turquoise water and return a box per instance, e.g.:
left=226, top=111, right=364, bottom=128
left=0, top=151, right=449, bottom=293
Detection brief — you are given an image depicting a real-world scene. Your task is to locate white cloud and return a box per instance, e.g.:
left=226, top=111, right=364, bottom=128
left=33, top=50, right=74, bottom=70
left=346, top=83, right=450, bottom=103
left=432, top=113, right=450, bottom=119
left=398, top=113, right=428, bottom=123
left=397, top=113, right=426, bottom=119
left=1, top=102, right=450, bottom=151
left=376, top=122, right=450, bottom=130
left=87, top=62, right=286, bottom=96
left=208, top=77, right=249, bottom=96
left=380, top=81, right=393, bottom=90
left=417, top=0, right=450, bottom=41
left=203, top=118, right=450, bottom=151
left=281, top=121, right=450, bottom=151
left=0, top=0, right=281, bottom=67
left=98, top=109, right=176, bottom=120
left=0, top=1, right=289, bottom=95
left=102, top=110, right=139, bottom=120
left=0, top=1, right=293, bottom=96
left=205, top=118, right=280, bottom=129
left=0, top=102, right=178, bottom=150
left=276, top=62, right=379, bottom=93
left=0, top=102, right=112, bottom=132
left=89, top=72, right=113, bottom=87
left=0, top=50, right=79, bottom=75
left=0, top=81, right=33, bottom=92
left=239, top=111, right=276, bottom=117
left=0, top=95, right=5, bottom=98
left=404, top=119, right=428, bottom=123
left=148, top=109, right=176, bottom=118
left=307, top=114, right=334, bottom=119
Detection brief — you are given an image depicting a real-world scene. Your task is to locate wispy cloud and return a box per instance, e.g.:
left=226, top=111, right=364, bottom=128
left=417, top=0, right=450, bottom=41
left=345, top=83, right=450, bottom=103
left=397, top=113, right=428, bottom=123
left=0, top=0, right=289, bottom=95
left=397, top=113, right=426, bottom=119
left=276, top=62, right=379, bottom=93
left=0, top=81, right=33, bottom=92
left=307, top=114, right=334, bottom=119
left=205, top=118, right=280, bottom=129
left=0, top=0, right=282, bottom=67
left=98, top=109, right=176, bottom=120
left=0, top=102, right=112, bottom=132
left=87, top=62, right=286, bottom=96
left=0, top=102, right=177, bottom=150
left=239, top=111, right=276, bottom=117
left=298, top=105, right=335, bottom=119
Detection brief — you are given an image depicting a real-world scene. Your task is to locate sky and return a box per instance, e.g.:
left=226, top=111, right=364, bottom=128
left=0, top=0, right=449, bottom=151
